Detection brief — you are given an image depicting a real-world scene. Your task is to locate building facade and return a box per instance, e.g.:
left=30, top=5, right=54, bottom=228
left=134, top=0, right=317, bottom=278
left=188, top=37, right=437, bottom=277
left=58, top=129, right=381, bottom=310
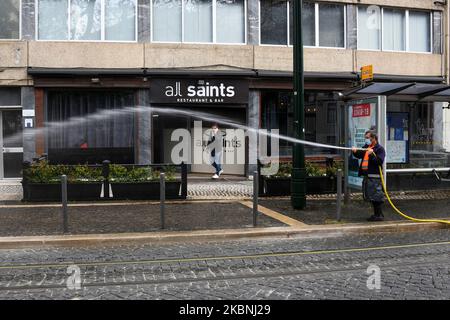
left=0, top=0, right=449, bottom=179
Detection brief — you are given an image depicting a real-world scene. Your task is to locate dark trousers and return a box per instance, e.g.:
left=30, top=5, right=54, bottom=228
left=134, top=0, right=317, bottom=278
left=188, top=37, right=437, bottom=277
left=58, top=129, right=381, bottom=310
left=212, top=162, right=222, bottom=175
left=371, top=201, right=384, bottom=217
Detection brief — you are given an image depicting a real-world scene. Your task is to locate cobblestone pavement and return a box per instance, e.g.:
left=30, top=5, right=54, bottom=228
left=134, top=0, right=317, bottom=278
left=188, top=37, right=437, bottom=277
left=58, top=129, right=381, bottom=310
left=186, top=178, right=450, bottom=201
left=0, top=229, right=448, bottom=300
left=1, top=177, right=449, bottom=201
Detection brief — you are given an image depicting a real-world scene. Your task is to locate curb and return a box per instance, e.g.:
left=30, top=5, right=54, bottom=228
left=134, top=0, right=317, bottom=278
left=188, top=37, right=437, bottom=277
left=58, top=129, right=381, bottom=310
left=0, top=220, right=448, bottom=249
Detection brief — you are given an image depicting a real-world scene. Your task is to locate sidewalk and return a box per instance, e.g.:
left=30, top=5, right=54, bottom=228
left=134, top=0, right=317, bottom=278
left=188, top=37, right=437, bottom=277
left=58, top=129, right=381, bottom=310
left=0, top=177, right=449, bottom=248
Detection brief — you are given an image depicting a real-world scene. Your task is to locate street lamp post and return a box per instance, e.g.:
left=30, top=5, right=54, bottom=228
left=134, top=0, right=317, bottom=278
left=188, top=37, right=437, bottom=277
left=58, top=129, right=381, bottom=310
left=291, top=0, right=307, bottom=209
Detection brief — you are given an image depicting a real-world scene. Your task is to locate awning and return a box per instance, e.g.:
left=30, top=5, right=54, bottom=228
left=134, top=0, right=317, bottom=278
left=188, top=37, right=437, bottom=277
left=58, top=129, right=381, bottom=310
left=344, top=82, right=450, bottom=102
left=27, top=67, right=445, bottom=83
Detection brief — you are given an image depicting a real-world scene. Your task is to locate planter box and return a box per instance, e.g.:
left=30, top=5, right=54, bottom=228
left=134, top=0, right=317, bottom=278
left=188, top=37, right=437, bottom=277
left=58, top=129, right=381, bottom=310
left=110, top=181, right=182, bottom=200
left=23, top=182, right=103, bottom=202
left=22, top=181, right=183, bottom=201
left=262, top=176, right=340, bottom=197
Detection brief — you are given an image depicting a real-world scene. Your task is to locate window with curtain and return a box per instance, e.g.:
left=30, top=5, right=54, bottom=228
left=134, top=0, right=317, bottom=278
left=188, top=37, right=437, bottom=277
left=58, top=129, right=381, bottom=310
left=409, top=11, right=431, bottom=53
left=318, top=3, right=344, bottom=48
left=38, top=0, right=137, bottom=41
left=0, top=0, right=20, bottom=39
left=152, top=0, right=182, bottom=42
left=260, top=0, right=287, bottom=45
left=383, top=8, right=406, bottom=51
left=358, top=5, right=381, bottom=50
left=152, top=0, right=245, bottom=43
left=105, top=0, right=137, bottom=41
left=184, top=0, right=213, bottom=42
left=289, top=1, right=315, bottom=46
left=216, top=0, right=245, bottom=44
left=38, top=0, right=69, bottom=40
left=47, top=91, right=135, bottom=150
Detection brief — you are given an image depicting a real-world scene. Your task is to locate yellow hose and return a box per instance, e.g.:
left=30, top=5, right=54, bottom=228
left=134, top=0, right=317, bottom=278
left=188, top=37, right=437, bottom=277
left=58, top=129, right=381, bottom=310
left=378, top=166, right=450, bottom=225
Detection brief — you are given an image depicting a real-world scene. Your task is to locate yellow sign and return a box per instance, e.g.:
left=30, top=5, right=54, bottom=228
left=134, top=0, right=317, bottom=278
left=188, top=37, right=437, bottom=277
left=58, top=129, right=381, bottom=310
left=361, top=65, right=374, bottom=82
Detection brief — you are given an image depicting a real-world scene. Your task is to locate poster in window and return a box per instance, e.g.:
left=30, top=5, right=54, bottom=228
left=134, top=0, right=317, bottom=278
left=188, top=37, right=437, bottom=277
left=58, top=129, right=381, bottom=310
left=387, top=112, right=409, bottom=164
left=347, top=98, right=378, bottom=189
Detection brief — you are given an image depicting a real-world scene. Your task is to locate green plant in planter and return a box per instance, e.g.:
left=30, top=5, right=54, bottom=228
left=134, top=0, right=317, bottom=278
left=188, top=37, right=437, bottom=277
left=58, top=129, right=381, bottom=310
left=25, top=161, right=70, bottom=183
left=306, top=162, right=327, bottom=177
left=164, top=166, right=176, bottom=181
left=109, top=165, right=177, bottom=183
left=326, top=161, right=344, bottom=178
left=69, top=164, right=102, bottom=183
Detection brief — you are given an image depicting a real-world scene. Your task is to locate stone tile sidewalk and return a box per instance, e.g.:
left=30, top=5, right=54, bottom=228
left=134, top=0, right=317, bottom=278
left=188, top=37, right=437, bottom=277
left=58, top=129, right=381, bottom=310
left=2, top=177, right=450, bottom=202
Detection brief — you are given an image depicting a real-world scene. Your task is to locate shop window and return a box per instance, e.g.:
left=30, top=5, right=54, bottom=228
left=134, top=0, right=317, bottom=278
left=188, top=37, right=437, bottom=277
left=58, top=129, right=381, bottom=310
left=387, top=101, right=449, bottom=169
left=261, top=91, right=340, bottom=157
left=37, top=0, right=137, bottom=41
left=152, top=0, right=245, bottom=44
left=261, top=1, right=345, bottom=48
left=0, top=0, right=20, bottom=40
left=46, top=91, right=135, bottom=164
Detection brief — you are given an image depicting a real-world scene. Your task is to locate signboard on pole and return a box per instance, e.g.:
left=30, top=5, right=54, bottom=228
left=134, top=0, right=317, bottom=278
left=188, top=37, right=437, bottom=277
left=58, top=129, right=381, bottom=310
left=361, top=65, right=374, bottom=82
left=347, top=97, right=378, bottom=189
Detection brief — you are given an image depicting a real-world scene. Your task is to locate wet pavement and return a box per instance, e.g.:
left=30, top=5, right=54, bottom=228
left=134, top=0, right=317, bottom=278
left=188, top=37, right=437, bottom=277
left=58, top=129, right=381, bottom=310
left=0, top=229, right=448, bottom=300
left=260, top=198, right=450, bottom=225
left=0, top=202, right=285, bottom=237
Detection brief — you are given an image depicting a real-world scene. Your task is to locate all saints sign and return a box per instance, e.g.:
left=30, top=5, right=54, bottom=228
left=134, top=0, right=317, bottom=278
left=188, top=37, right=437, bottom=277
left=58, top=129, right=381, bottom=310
left=150, top=79, right=249, bottom=104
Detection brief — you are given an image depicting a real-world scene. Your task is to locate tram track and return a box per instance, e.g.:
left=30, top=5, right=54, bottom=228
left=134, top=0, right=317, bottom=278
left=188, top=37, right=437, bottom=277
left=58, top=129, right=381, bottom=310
left=0, top=240, right=448, bottom=292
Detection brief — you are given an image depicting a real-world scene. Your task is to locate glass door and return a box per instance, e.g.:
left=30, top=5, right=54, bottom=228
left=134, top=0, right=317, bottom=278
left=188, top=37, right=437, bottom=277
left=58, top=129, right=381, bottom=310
left=0, top=109, right=23, bottom=179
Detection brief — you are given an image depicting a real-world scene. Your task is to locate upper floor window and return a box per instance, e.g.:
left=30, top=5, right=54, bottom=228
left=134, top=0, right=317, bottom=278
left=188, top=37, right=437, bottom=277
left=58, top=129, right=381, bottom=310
left=261, top=1, right=345, bottom=48
left=358, top=6, right=431, bottom=53
left=0, top=0, right=20, bottom=40
left=37, top=0, right=137, bottom=41
left=152, top=0, right=246, bottom=44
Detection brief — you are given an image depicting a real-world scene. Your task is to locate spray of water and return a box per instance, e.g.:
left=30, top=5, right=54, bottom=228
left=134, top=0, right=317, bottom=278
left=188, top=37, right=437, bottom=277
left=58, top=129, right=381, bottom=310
left=2, top=105, right=365, bottom=154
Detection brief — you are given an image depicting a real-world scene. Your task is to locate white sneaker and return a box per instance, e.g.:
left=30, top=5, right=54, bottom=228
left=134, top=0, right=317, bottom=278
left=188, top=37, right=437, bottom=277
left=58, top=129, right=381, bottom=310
left=218, top=170, right=224, bottom=176
left=212, top=174, right=219, bottom=179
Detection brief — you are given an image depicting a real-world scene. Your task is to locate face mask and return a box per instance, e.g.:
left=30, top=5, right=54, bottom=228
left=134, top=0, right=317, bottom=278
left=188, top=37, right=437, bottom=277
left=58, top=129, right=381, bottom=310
left=365, top=138, right=372, bottom=145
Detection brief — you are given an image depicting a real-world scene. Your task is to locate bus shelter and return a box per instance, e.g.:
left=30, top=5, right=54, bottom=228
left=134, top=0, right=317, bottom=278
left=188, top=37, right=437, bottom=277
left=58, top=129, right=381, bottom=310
left=344, top=82, right=450, bottom=192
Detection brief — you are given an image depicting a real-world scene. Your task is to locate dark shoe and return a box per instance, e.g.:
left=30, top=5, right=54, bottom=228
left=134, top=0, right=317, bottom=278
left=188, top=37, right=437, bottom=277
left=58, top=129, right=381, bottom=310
left=367, top=215, right=384, bottom=222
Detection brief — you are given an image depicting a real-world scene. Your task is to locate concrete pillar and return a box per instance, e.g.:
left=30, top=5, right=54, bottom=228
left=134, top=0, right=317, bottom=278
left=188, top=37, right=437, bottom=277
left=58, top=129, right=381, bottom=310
left=21, top=87, right=36, bottom=162
left=247, top=90, right=260, bottom=177
left=346, top=4, right=357, bottom=51
left=442, top=103, right=450, bottom=152
left=247, top=0, right=260, bottom=45
left=21, top=0, right=36, bottom=40
left=137, top=89, right=152, bottom=164
left=138, top=0, right=151, bottom=43
left=433, top=102, right=445, bottom=153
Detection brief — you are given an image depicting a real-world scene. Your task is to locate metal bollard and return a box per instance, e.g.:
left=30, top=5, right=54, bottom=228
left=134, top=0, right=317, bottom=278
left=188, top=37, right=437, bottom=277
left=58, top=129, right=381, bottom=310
left=102, top=160, right=111, bottom=199
left=336, top=169, right=343, bottom=222
left=160, top=172, right=165, bottom=229
left=253, top=171, right=258, bottom=227
left=61, top=175, right=68, bottom=233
